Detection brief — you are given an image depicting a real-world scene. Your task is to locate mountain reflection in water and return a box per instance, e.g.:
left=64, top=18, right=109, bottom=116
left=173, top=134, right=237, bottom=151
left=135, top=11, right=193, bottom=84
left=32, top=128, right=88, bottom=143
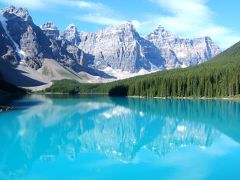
left=0, top=95, right=240, bottom=179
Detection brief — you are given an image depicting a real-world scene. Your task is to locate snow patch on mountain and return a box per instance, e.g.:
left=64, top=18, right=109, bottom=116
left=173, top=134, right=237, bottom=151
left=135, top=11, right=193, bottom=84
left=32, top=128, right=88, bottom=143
left=102, top=67, right=153, bottom=80
left=0, top=13, right=26, bottom=64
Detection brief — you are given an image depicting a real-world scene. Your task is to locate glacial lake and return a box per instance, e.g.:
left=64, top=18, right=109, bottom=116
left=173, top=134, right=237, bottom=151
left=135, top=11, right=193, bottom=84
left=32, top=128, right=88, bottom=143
left=0, top=95, right=240, bottom=180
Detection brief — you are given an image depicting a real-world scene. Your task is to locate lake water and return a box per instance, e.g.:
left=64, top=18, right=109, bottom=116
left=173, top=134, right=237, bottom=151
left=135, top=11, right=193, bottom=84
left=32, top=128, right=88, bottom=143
left=0, top=95, right=240, bottom=180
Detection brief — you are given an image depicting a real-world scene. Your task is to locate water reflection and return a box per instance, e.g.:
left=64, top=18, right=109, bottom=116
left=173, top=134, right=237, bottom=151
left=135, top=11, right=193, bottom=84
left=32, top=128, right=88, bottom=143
left=0, top=95, right=240, bottom=178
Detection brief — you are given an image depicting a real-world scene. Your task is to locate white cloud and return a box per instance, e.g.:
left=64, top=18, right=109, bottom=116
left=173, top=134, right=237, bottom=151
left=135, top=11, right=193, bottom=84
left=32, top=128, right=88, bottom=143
left=75, top=1, right=106, bottom=11
left=77, top=15, right=141, bottom=31
left=136, top=0, right=240, bottom=49
left=0, top=0, right=110, bottom=12
left=71, top=1, right=124, bottom=27
left=72, top=1, right=123, bottom=26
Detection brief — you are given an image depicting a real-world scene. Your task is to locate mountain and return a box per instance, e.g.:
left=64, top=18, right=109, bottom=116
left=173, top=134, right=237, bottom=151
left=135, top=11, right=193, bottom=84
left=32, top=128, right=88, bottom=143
left=0, top=6, right=112, bottom=90
left=0, top=6, right=221, bottom=90
left=77, top=22, right=220, bottom=73
left=41, top=22, right=113, bottom=80
left=40, top=22, right=59, bottom=40
left=0, top=6, right=52, bottom=69
left=78, top=22, right=164, bottom=72
left=47, top=41, right=240, bottom=98
left=61, top=24, right=81, bottom=45
left=112, top=41, right=240, bottom=97
left=0, top=6, right=89, bottom=71
left=145, top=26, right=221, bottom=69
left=40, top=22, right=87, bottom=70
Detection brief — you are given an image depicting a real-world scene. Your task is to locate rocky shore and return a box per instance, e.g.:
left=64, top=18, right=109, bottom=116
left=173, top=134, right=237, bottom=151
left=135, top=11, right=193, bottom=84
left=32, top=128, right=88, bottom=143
left=0, top=105, right=13, bottom=112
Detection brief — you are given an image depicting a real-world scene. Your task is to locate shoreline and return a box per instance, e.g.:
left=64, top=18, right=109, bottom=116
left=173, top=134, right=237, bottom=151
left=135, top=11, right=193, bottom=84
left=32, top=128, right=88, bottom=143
left=128, top=96, right=240, bottom=100
left=35, top=92, right=108, bottom=95
left=34, top=92, right=240, bottom=100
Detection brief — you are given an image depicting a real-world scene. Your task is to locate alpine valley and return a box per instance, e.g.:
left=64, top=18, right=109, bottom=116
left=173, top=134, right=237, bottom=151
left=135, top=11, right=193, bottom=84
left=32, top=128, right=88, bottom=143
left=0, top=6, right=221, bottom=91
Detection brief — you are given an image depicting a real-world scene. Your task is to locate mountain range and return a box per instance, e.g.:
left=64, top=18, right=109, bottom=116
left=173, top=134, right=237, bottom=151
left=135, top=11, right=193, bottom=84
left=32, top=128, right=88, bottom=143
left=0, top=6, right=221, bottom=90
left=63, top=40, right=239, bottom=98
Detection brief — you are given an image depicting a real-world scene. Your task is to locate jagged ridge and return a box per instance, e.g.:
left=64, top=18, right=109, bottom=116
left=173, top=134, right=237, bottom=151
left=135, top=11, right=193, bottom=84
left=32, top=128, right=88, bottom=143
left=0, top=6, right=221, bottom=89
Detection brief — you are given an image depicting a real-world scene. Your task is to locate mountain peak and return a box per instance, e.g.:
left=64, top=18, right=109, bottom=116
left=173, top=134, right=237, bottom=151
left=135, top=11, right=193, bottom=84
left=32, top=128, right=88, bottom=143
left=41, top=22, right=59, bottom=40
left=41, top=22, right=58, bottom=30
left=100, top=22, right=135, bottom=33
left=1, top=5, right=31, bottom=21
left=117, top=21, right=135, bottom=30
left=66, top=24, right=78, bottom=31
left=151, top=25, right=177, bottom=39
left=145, top=25, right=221, bottom=68
left=62, top=24, right=80, bottom=45
left=98, top=22, right=137, bottom=37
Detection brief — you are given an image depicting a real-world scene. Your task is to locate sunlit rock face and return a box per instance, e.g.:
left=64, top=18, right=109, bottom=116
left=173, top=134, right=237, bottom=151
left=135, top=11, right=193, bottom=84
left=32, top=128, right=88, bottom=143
left=145, top=26, right=221, bottom=69
left=77, top=23, right=220, bottom=72
left=78, top=22, right=165, bottom=72
left=61, top=24, right=81, bottom=46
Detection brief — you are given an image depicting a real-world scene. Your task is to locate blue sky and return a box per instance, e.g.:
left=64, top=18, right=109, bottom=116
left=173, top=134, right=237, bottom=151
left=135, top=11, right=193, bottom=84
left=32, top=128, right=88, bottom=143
left=0, top=0, right=239, bottom=49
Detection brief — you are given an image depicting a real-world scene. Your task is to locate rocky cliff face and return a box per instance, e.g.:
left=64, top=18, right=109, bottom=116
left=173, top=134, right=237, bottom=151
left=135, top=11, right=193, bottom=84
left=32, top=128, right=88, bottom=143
left=78, top=22, right=165, bottom=72
left=0, top=18, right=19, bottom=65
left=0, top=6, right=113, bottom=89
left=41, top=22, right=87, bottom=70
left=61, top=24, right=81, bottom=45
left=76, top=23, right=220, bottom=72
left=0, top=6, right=53, bottom=69
left=0, top=6, right=89, bottom=73
left=145, top=26, right=221, bottom=68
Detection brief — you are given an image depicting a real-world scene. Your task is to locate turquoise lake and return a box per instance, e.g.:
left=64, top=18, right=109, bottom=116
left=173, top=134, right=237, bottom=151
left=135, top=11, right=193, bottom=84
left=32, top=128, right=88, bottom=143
left=0, top=95, right=240, bottom=180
